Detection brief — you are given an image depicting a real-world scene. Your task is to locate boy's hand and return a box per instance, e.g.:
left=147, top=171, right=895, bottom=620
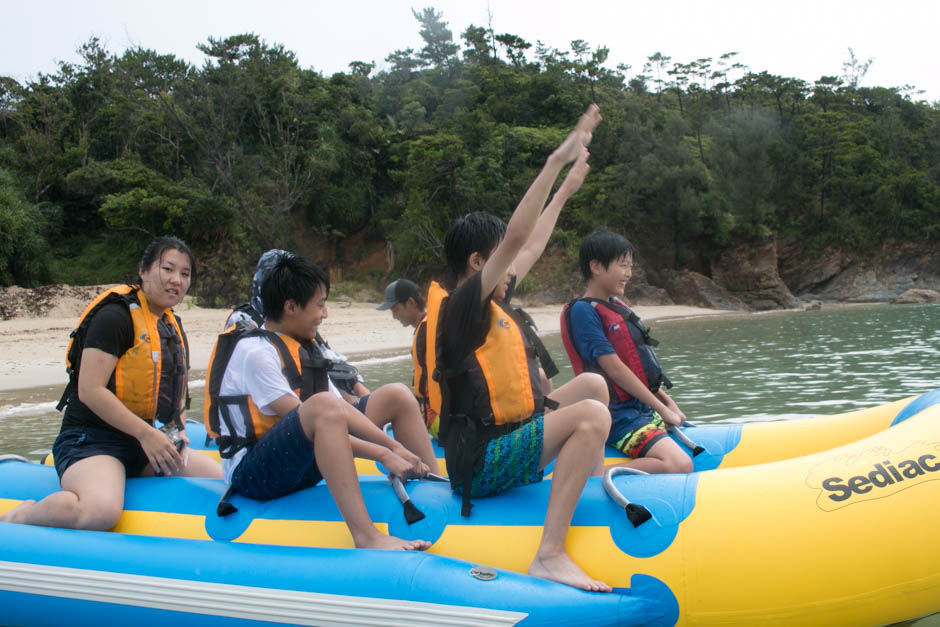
left=552, top=104, right=602, bottom=165
left=384, top=445, right=430, bottom=479
left=660, top=407, right=684, bottom=427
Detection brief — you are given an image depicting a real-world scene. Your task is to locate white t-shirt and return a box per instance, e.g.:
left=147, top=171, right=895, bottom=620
left=217, top=331, right=342, bottom=483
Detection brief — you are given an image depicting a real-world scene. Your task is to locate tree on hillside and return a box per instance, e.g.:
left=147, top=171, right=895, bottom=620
left=413, top=7, right=459, bottom=68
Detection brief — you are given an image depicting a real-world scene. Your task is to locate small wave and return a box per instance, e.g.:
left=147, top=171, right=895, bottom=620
left=0, top=401, right=59, bottom=419
left=351, top=354, right=411, bottom=367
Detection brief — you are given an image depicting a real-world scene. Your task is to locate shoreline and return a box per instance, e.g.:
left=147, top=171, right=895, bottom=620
left=0, top=298, right=732, bottom=393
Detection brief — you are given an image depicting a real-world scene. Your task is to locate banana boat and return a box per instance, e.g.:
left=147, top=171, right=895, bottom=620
left=2, top=389, right=938, bottom=625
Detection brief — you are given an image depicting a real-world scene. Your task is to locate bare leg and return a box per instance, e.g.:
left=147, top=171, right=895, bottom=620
left=547, top=372, right=609, bottom=408
left=549, top=373, right=610, bottom=479
left=538, top=367, right=553, bottom=396
left=528, top=399, right=612, bottom=592
left=363, top=383, right=437, bottom=469
left=609, top=437, right=693, bottom=474
left=176, top=446, right=223, bottom=479
left=0, top=455, right=125, bottom=530
left=297, top=393, right=430, bottom=551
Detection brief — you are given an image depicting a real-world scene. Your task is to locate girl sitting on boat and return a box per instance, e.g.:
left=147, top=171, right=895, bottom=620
left=0, top=236, right=221, bottom=530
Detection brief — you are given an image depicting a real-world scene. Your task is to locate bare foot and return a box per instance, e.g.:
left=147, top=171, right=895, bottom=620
left=0, top=499, right=36, bottom=524
left=529, top=552, right=612, bottom=592
left=355, top=531, right=431, bottom=551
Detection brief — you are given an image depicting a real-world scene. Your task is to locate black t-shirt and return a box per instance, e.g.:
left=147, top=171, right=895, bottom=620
left=413, top=318, right=428, bottom=396
left=60, top=302, right=185, bottom=435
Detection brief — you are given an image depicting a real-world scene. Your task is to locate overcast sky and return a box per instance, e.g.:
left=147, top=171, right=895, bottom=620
left=3, top=0, right=938, bottom=102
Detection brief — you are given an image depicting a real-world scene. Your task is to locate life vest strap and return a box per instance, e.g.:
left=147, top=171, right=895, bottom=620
left=216, top=394, right=252, bottom=459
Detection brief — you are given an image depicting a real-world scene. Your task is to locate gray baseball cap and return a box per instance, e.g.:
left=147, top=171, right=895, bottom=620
left=377, top=279, right=421, bottom=310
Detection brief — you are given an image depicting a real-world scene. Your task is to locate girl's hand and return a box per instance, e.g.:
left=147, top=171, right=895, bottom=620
left=139, top=426, right=183, bottom=475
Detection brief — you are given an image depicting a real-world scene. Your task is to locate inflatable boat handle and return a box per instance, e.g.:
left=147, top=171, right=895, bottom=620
left=391, top=476, right=426, bottom=525
left=668, top=424, right=705, bottom=457
left=603, top=467, right=653, bottom=527
left=216, top=484, right=238, bottom=517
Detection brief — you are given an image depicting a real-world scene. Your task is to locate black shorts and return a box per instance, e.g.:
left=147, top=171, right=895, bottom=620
left=52, top=427, right=150, bottom=479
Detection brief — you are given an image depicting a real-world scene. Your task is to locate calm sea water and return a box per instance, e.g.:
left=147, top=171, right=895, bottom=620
left=2, top=303, right=938, bottom=625
left=1, top=303, right=938, bottom=461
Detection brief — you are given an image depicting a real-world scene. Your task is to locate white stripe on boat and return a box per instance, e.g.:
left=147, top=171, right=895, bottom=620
left=0, top=560, right=527, bottom=626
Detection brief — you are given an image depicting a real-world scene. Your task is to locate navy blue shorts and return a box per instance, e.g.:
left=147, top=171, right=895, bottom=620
left=230, top=406, right=323, bottom=501
left=52, top=427, right=150, bottom=479
left=354, top=394, right=369, bottom=414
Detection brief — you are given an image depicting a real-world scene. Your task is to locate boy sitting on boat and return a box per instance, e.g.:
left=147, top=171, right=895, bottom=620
left=204, top=254, right=431, bottom=550
left=224, top=250, right=437, bottom=471
left=425, top=104, right=614, bottom=591
left=561, top=230, right=692, bottom=474
left=226, top=249, right=370, bottom=402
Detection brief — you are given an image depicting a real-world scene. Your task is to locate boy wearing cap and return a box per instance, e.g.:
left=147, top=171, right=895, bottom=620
left=377, top=279, right=437, bottom=436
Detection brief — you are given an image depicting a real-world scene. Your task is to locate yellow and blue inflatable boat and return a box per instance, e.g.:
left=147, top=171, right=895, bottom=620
left=2, top=389, right=939, bottom=626
left=181, top=392, right=923, bottom=474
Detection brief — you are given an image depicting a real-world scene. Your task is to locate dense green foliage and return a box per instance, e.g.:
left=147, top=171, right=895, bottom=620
left=1, top=11, right=938, bottom=303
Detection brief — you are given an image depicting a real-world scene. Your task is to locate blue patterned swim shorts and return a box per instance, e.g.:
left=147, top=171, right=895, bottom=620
left=469, top=414, right=545, bottom=498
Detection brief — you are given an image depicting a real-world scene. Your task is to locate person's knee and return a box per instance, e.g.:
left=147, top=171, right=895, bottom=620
left=373, top=383, right=418, bottom=420
left=577, top=372, right=609, bottom=405
left=667, top=453, right=694, bottom=474
left=76, top=500, right=122, bottom=531
left=386, top=383, right=418, bottom=410
left=299, top=392, right=347, bottom=432
left=574, top=399, right=610, bottom=439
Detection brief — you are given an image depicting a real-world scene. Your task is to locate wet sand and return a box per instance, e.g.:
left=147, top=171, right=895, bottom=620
left=0, top=293, right=728, bottom=392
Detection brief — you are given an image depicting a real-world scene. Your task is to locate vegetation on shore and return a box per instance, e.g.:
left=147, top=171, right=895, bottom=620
left=1, top=8, right=938, bottom=305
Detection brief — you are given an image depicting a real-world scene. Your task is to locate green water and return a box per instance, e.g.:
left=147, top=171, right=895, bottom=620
left=1, top=303, right=938, bottom=461
left=1, top=303, right=939, bottom=625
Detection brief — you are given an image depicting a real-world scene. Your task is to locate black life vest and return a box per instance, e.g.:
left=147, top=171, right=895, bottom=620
left=203, top=321, right=331, bottom=459
left=224, top=302, right=362, bottom=396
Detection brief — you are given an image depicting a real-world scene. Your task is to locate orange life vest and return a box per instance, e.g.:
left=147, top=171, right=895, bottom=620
left=425, top=281, right=544, bottom=425
left=425, top=280, right=546, bottom=515
left=58, top=285, right=188, bottom=422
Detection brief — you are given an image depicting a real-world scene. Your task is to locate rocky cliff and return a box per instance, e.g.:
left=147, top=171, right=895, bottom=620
left=625, top=238, right=940, bottom=311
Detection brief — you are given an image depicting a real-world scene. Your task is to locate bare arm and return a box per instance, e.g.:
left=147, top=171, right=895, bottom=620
left=596, top=353, right=683, bottom=426
left=349, top=436, right=428, bottom=480
left=513, top=150, right=591, bottom=284
left=77, top=347, right=183, bottom=475
left=479, top=105, right=601, bottom=302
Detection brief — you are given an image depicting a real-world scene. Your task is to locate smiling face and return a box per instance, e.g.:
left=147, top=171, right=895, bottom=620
left=138, top=249, right=192, bottom=315
left=592, top=252, right=633, bottom=298
left=282, top=283, right=328, bottom=342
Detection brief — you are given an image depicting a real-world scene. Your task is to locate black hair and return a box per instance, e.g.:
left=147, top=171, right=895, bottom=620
left=579, top=229, right=635, bottom=281
left=443, top=212, right=506, bottom=287
left=261, top=255, right=330, bottom=322
left=137, top=236, right=196, bottom=284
